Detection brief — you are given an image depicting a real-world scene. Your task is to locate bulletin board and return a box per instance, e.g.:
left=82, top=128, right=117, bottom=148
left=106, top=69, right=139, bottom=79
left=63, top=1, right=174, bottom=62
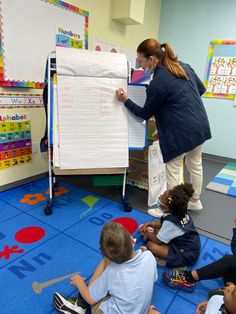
left=0, top=0, right=89, bottom=88
left=204, top=40, right=236, bottom=99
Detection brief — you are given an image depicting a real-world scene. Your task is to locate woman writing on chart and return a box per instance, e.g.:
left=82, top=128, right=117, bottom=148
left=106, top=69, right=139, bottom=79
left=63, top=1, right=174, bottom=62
left=116, top=38, right=211, bottom=216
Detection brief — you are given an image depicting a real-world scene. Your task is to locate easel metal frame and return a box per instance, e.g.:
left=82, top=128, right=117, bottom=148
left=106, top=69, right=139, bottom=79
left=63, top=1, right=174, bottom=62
left=44, top=52, right=130, bottom=215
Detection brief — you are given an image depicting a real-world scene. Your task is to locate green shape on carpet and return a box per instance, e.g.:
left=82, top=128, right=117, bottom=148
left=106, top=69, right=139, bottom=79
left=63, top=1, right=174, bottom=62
left=225, top=163, right=236, bottom=171
left=217, top=173, right=236, bottom=180
left=81, top=195, right=99, bottom=208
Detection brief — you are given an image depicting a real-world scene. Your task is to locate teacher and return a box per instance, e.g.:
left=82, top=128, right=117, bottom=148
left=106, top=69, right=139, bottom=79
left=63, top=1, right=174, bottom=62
left=116, top=38, right=211, bottom=214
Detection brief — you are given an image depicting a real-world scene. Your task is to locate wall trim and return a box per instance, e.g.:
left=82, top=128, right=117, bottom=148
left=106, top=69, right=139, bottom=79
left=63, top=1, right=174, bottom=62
left=203, top=153, right=236, bottom=164
left=0, top=172, right=48, bottom=192
left=0, top=154, right=235, bottom=192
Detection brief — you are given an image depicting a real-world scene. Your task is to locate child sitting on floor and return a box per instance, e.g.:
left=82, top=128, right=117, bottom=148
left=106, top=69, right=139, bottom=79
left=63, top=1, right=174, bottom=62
left=54, top=221, right=157, bottom=314
left=140, top=183, right=200, bottom=267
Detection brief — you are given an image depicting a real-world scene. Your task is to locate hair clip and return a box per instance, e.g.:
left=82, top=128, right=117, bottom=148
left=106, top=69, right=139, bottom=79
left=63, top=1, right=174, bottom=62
left=168, top=197, right=172, bottom=204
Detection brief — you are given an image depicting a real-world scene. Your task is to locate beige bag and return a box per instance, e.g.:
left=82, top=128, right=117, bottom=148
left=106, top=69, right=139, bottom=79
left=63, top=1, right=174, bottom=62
left=148, top=141, right=167, bottom=206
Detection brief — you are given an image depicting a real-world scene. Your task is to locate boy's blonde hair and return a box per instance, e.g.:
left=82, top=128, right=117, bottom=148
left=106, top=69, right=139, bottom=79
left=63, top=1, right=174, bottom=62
left=100, top=222, right=133, bottom=264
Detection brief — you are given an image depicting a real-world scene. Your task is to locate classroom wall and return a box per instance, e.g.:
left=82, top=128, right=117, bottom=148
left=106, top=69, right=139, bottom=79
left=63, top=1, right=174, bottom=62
left=68, top=0, right=161, bottom=50
left=158, top=0, right=236, bottom=159
left=0, top=0, right=161, bottom=188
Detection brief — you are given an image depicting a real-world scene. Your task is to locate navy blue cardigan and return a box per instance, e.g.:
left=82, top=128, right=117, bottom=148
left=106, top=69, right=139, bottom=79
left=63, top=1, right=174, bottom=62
left=232, top=228, right=236, bottom=255
left=125, top=63, right=212, bottom=162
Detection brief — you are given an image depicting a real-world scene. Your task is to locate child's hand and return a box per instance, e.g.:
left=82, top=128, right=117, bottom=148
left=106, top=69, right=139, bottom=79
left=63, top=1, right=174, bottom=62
left=196, top=301, right=208, bottom=314
left=70, top=274, right=84, bottom=288
left=140, top=223, right=149, bottom=235
left=148, top=305, right=161, bottom=314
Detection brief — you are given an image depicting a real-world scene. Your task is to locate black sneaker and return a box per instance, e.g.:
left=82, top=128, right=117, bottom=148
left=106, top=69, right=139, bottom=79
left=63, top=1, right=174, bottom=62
left=75, top=293, right=89, bottom=310
left=53, top=292, right=88, bottom=314
left=208, top=287, right=225, bottom=299
left=67, top=293, right=88, bottom=309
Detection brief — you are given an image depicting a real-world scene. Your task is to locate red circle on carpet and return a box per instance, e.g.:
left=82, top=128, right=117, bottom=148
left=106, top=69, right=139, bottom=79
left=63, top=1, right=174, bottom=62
left=112, top=217, right=138, bottom=234
left=15, top=226, right=46, bottom=244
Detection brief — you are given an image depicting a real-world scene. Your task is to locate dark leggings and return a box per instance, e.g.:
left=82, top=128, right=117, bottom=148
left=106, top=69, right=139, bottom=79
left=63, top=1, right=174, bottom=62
left=196, top=254, right=236, bottom=284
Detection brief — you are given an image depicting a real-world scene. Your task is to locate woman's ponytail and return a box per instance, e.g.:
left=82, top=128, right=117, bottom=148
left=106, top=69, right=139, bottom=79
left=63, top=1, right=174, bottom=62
left=160, top=43, right=189, bottom=80
left=137, top=39, right=189, bottom=80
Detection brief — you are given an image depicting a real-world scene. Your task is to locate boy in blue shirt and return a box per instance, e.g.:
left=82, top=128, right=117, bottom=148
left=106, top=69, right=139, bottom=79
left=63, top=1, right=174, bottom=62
left=54, top=221, right=157, bottom=314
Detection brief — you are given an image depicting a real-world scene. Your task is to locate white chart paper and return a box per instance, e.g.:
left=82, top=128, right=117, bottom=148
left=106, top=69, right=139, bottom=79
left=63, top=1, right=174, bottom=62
left=56, top=48, right=129, bottom=169
left=56, top=47, right=127, bottom=79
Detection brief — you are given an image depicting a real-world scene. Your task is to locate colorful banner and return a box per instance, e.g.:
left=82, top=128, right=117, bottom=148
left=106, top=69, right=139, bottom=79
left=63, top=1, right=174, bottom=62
left=0, top=93, right=43, bottom=108
left=0, top=113, right=32, bottom=169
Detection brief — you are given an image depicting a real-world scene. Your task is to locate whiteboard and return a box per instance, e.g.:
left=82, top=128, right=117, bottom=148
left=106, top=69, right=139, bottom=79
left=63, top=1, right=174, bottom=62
left=127, top=84, right=147, bottom=149
left=0, top=0, right=88, bottom=83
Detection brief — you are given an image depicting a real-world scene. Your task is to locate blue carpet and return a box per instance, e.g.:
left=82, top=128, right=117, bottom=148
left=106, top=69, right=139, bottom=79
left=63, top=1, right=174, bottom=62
left=0, top=178, right=232, bottom=314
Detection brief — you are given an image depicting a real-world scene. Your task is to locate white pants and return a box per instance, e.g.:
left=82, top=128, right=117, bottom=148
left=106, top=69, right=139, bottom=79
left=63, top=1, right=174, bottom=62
left=165, top=144, right=203, bottom=199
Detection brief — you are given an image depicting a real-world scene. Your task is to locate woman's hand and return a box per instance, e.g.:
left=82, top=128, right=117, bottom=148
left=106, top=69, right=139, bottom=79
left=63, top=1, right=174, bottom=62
left=196, top=301, right=208, bottom=314
left=116, top=88, right=128, bottom=103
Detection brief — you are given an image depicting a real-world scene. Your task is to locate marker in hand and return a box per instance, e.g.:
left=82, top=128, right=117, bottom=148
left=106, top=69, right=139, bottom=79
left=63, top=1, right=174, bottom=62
left=119, top=88, right=124, bottom=95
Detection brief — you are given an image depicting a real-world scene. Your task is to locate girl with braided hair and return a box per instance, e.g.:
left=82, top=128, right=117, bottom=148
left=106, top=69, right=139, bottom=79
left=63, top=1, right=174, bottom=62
left=140, top=183, right=200, bottom=267
left=116, top=39, right=211, bottom=216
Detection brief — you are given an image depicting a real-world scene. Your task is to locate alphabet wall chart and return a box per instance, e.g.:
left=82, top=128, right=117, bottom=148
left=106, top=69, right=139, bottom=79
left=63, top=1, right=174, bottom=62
left=0, top=113, right=32, bottom=170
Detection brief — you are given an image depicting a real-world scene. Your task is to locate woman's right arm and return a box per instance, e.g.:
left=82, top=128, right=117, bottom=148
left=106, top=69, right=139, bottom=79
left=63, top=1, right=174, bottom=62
left=124, top=81, right=164, bottom=120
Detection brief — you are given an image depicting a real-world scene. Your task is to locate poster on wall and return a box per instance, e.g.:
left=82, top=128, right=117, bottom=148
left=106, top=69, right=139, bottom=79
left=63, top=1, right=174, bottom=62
left=204, top=40, right=236, bottom=99
left=0, top=0, right=89, bottom=87
left=56, top=27, right=84, bottom=49
left=0, top=113, right=32, bottom=170
left=93, top=37, right=120, bottom=53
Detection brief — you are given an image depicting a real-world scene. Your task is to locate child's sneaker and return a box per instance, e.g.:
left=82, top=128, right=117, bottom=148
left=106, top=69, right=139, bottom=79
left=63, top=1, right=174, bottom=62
left=188, top=200, right=203, bottom=211
left=162, top=269, right=196, bottom=292
left=53, top=292, right=88, bottom=314
left=147, top=207, right=163, bottom=218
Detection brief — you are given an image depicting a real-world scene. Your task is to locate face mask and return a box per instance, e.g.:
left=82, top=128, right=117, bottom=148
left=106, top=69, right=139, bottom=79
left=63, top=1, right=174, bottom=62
left=156, top=199, right=166, bottom=211
left=144, top=67, right=154, bottom=76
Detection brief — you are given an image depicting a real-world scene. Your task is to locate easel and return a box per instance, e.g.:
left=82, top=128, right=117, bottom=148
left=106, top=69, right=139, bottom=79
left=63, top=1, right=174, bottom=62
left=44, top=52, right=131, bottom=215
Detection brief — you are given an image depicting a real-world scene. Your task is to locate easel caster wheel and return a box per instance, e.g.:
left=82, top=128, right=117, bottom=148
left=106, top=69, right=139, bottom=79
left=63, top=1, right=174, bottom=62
left=124, top=204, right=132, bottom=212
left=44, top=207, right=53, bottom=215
